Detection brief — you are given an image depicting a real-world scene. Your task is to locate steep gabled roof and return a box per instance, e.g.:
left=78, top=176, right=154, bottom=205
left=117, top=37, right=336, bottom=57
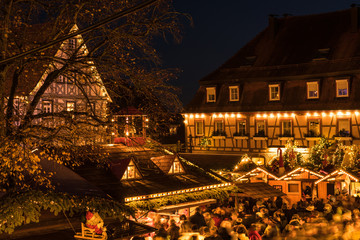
left=151, top=155, right=186, bottom=174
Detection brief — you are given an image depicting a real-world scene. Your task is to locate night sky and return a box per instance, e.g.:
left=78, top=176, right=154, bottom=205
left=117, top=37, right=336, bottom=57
left=158, top=0, right=356, bottom=106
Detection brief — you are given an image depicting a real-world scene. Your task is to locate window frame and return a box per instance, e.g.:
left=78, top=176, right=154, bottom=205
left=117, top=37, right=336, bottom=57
left=195, top=120, right=204, bottom=136
left=68, top=38, right=77, bottom=50
left=42, top=100, right=53, bottom=114
left=66, top=101, right=76, bottom=112
left=337, top=118, right=351, bottom=136
left=214, top=120, right=224, bottom=132
left=288, top=183, right=300, bottom=193
left=206, top=87, right=216, bottom=103
left=269, top=84, right=280, bottom=101
left=308, top=119, right=321, bottom=136
left=256, top=120, right=267, bottom=135
left=307, top=81, right=319, bottom=99
left=336, top=79, right=349, bottom=98
left=229, top=86, right=239, bottom=102
left=281, top=120, right=293, bottom=136
left=237, top=120, right=247, bottom=136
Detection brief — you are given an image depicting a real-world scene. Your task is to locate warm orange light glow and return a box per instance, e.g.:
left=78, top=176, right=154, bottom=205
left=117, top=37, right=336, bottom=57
left=322, top=112, right=326, bottom=117
left=346, top=111, right=351, bottom=116
left=306, top=113, right=311, bottom=117
left=218, top=113, right=223, bottom=118
left=184, top=120, right=188, bottom=124
left=313, top=112, right=319, bottom=117
left=201, top=114, right=205, bottom=118
left=291, top=113, right=295, bottom=117
left=277, top=113, right=281, bottom=118
left=231, top=113, right=235, bottom=118
left=270, top=113, right=275, bottom=118
left=256, top=114, right=261, bottom=118
left=212, top=114, right=217, bottom=118
left=195, top=114, right=199, bottom=118
left=329, top=112, right=334, bottom=116
left=237, top=113, right=241, bottom=118
left=284, top=113, right=289, bottom=117
left=263, top=113, right=267, bottom=118
left=225, top=113, right=229, bottom=118
left=356, top=111, right=360, bottom=116
left=337, top=111, right=343, bottom=116
left=190, top=114, right=194, bottom=119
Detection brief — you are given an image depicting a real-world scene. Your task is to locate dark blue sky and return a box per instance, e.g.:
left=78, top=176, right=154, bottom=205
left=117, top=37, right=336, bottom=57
left=158, top=0, right=356, bottom=106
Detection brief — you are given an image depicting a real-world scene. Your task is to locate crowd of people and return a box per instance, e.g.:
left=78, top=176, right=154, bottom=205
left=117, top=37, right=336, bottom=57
left=149, top=194, right=360, bottom=240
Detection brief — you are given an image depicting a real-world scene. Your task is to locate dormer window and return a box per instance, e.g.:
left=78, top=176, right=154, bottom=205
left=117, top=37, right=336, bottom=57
left=269, top=84, right=280, bottom=101
left=336, top=79, right=349, bottom=97
left=121, top=160, right=141, bottom=180
left=168, top=158, right=184, bottom=174
left=43, top=100, right=53, bottom=113
left=206, top=87, right=216, bottom=102
left=229, top=86, right=239, bottom=101
left=307, top=81, right=319, bottom=99
left=313, top=48, right=330, bottom=61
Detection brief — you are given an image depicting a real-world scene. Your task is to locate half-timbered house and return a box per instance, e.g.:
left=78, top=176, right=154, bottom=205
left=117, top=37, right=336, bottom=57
left=183, top=6, right=360, bottom=162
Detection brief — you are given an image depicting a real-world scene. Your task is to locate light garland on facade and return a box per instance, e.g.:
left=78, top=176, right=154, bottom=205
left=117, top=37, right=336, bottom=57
left=183, top=110, right=360, bottom=120
left=124, top=182, right=232, bottom=202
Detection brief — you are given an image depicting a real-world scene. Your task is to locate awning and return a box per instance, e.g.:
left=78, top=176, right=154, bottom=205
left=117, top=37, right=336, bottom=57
left=231, top=182, right=286, bottom=199
left=156, top=199, right=217, bottom=213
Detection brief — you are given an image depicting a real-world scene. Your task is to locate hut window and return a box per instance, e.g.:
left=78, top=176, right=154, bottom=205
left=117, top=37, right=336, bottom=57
left=336, top=79, right=349, bottom=97
left=229, top=86, right=239, bottom=101
left=206, top=87, right=216, bottom=102
left=195, top=120, right=204, bottom=136
left=269, top=84, right=280, bottom=101
left=307, top=82, right=319, bottom=99
left=122, top=161, right=140, bottom=180
left=169, top=158, right=184, bottom=174
left=252, top=157, right=265, bottom=165
left=43, top=100, right=53, bottom=113
left=288, top=184, right=299, bottom=193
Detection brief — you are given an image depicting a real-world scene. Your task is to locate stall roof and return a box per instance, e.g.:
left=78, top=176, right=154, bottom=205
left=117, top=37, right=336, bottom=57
left=315, top=169, right=360, bottom=184
left=232, top=182, right=286, bottom=199
left=235, top=167, right=280, bottom=181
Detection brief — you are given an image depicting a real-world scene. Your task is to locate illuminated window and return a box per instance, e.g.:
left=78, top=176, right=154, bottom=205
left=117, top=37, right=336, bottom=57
left=214, top=120, right=224, bottom=132
left=195, top=121, right=204, bottom=136
left=281, top=120, right=292, bottom=136
left=269, top=84, right=280, bottom=101
left=169, top=158, right=184, bottom=174
left=336, top=79, right=349, bottom=97
left=43, top=100, right=53, bottom=113
left=58, top=75, right=66, bottom=83
left=68, top=38, right=76, bottom=50
left=206, top=87, right=216, bottom=102
left=307, top=82, right=319, bottom=99
left=252, top=157, right=265, bottom=165
left=308, top=119, right=320, bottom=136
left=288, top=184, right=299, bottom=193
left=66, top=101, right=75, bottom=112
left=229, top=86, right=239, bottom=101
left=122, top=160, right=140, bottom=180
left=237, top=120, right=246, bottom=136
left=338, top=119, right=351, bottom=136
left=256, top=120, right=266, bottom=136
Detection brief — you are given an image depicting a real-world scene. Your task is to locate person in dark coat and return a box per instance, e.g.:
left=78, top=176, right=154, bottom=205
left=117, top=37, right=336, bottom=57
left=190, top=207, right=206, bottom=230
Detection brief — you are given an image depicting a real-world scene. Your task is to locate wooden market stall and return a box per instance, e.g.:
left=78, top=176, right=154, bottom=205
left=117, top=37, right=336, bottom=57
left=315, top=169, right=360, bottom=199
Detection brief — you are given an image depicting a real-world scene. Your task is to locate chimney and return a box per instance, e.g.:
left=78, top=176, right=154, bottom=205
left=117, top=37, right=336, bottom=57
left=351, top=4, right=359, bottom=33
left=268, top=14, right=278, bottom=38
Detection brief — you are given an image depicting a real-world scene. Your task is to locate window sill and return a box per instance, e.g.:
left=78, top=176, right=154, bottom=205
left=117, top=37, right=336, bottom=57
left=253, top=137, right=268, bottom=141
left=334, top=137, right=352, bottom=141
left=212, top=136, right=226, bottom=139
left=234, top=136, right=249, bottom=140
left=305, top=137, right=321, bottom=141
left=278, top=137, right=294, bottom=141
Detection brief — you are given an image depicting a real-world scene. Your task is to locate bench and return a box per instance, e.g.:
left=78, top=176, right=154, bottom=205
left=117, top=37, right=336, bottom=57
left=74, top=223, right=107, bottom=240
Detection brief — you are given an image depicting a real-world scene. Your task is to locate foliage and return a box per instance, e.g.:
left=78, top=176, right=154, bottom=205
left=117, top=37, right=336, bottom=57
left=0, top=138, right=53, bottom=191
left=305, top=137, right=333, bottom=170
left=233, top=154, right=257, bottom=172
left=126, top=186, right=236, bottom=210
left=199, top=136, right=212, bottom=149
left=0, top=189, right=134, bottom=234
left=282, top=141, right=304, bottom=169
left=211, top=130, right=227, bottom=137
left=331, top=144, right=360, bottom=171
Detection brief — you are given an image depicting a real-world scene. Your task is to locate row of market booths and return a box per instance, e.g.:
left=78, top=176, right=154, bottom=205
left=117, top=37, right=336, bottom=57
left=235, top=166, right=360, bottom=205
